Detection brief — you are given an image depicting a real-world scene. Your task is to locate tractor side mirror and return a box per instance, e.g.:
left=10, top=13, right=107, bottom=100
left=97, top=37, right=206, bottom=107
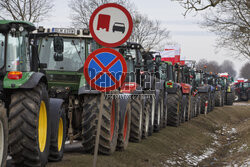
left=155, top=55, right=161, bottom=64
left=54, top=53, right=64, bottom=61
left=53, top=36, right=64, bottom=53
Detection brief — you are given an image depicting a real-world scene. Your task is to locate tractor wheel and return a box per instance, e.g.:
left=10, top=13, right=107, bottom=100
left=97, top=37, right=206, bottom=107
left=82, top=95, right=119, bottom=155
left=117, top=103, right=131, bottom=151
left=181, top=95, right=188, bottom=123
left=200, top=93, right=210, bottom=114
left=195, top=95, right=201, bottom=117
left=221, top=91, right=225, bottom=106
left=190, top=95, right=196, bottom=119
left=0, top=103, right=8, bottom=167
left=129, top=98, right=143, bottom=142
left=167, top=90, right=182, bottom=127
left=226, top=92, right=234, bottom=105
left=48, top=107, right=66, bottom=162
left=211, top=93, right=215, bottom=111
left=161, top=92, right=168, bottom=128
left=154, top=92, right=163, bottom=132
left=142, top=99, right=150, bottom=139
left=215, top=91, right=222, bottom=107
left=9, top=83, right=51, bottom=166
left=148, top=95, right=155, bottom=136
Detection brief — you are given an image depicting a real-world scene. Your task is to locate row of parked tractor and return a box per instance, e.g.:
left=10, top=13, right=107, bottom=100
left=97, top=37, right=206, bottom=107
left=0, top=20, right=236, bottom=167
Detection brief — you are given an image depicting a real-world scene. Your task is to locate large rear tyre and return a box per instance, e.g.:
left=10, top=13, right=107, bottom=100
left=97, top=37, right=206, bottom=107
left=48, top=107, right=66, bottom=162
left=154, top=91, right=163, bottom=132
left=142, top=99, right=150, bottom=139
left=0, top=103, right=8, bottom=167
left=226, top=92, right=234, bottom=105
left=82, top=95, right=119, bottom=155
left=167, top=90, right=182, bottom=127
left=129, top=98, right=143, bottom=142
left=215, top=91, right=222, bottom=107
left=211, top=93, right=215, bottom=111
left=181, top=95, right=188, bottom=123
left=148, top=95, right=155, bottom=136
left=9, top=83, right=51, bottom=166
left=190, top=95, right=196, bottom=119
left=117, top=103, right=131, bottom=151
left=161, top=92, right=168, bottom=128
left=195, top=95, right=201, bottom=117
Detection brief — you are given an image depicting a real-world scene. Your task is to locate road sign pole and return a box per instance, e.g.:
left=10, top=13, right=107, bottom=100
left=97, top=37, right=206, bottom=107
left=93, top=92, right=104, bottom=167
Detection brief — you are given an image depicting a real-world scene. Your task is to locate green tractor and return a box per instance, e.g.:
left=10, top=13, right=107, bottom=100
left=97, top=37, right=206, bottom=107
left=0, top=20, right=61, bottom=166
left=196, top=70, right=214, bottom=114
left=219, top=73, right=234, bottom=105
left=207, top=73, right=223, bottom=108
left=32, top=27, right=121, bottom=156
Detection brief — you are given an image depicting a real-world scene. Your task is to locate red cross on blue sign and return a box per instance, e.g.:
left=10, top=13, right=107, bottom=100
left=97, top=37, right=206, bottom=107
left=84, top=48, right=127, bottom=92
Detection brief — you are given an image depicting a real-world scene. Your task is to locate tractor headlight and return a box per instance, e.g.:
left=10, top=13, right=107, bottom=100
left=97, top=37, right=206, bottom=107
left=11, top=27, right=16, bottom=32
left=19, top=26, right=24, bottom=32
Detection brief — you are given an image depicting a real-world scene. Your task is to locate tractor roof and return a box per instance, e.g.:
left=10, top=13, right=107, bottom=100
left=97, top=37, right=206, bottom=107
left=163, top=61, right=172, bottom=65
left=0, top=20, right=35, bottom=32
left=33, top=27, right=92, bottom=38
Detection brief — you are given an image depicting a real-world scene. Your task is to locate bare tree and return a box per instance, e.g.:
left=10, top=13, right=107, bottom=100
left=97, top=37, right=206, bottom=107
left=175, top=0, right=250, bottom=59
left=240, top=62, right=250, bottom=79
left=175, top=0, right=225, bottom=15
left=129, top=12, right=170, bottom=51
left=220, top=60, right=237, bottom=77
left=202, top=0, right=250, bottom=59
left=0, top=0, right=54, bottom=23
left=69, top=0, right=135, bottom=28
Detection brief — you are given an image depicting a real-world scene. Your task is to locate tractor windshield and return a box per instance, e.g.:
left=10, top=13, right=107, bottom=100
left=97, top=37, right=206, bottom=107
left=6, top=30, right=30, bottom=71
left=39, top=37, right=85, bottom=71
left=0, top=33, right=5, bottom=69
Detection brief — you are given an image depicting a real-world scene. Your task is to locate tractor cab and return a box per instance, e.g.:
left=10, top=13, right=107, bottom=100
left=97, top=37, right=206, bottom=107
left=114, top=42, right=145, bottom=92
left=32, top=27, right=100, bottom=97
left=0, top=20, right=36, bottom=77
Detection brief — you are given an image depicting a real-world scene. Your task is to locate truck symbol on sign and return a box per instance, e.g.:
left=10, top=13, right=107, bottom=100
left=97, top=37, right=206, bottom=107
left=97, top=14, right=111, bottom=32
left=112, top=22, right=125, bottom=33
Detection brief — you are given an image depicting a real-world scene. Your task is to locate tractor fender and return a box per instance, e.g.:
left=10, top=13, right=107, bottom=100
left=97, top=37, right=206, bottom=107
left=180, top=83, right=192, bottom=94
left=20, top=72, right=47, bottom=89
left=78, top=85, right=101, bottom=95
left=166, top=83, right=181, bottom=94
left=197, top=85, right=210, bottom=93
left=49, top=98, right=64, bottom=139
left=118, top=95, right=130, bottom=133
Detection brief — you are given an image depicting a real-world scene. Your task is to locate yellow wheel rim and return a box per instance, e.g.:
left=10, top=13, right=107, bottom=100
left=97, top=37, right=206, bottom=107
left=38, top=101, right=47, bottom=153
left=58, top=118, right=63, bottom=151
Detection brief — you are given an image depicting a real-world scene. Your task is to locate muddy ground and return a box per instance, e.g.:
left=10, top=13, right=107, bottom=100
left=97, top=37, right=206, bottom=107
left=45, top=101, right=250, bottom=167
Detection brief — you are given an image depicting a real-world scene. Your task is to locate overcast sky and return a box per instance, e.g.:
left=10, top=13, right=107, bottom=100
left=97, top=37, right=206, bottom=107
left=39, top=0, right=249, bottom=77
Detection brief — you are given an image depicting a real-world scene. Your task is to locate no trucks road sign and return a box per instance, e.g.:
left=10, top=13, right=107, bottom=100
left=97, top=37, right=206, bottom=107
left=84, top=48, right=127, bottom=92
left=89, top=3, right=133, bottom=47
